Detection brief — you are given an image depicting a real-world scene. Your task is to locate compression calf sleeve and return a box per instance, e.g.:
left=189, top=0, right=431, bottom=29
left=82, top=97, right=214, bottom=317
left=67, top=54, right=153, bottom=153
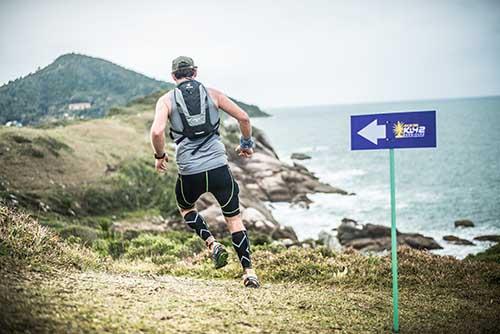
left=184, top=211, right=213, bottom=242
left=231, top=230, right=252, bottom=269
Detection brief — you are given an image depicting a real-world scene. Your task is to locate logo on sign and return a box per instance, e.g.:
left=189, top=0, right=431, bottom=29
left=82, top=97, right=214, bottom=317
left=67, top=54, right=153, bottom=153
left=393, top=121, right=425, bottom=139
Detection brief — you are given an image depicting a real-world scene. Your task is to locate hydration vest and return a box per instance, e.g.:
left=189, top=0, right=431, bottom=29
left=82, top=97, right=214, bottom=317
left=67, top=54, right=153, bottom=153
left=169, top=80, right=220, bottom=155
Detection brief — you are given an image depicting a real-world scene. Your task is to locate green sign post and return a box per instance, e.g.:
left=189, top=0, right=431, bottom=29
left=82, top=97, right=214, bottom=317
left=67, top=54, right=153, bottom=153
left=389, top=148, right=399, bottom=332
left=351, top=111, right=437, bottom=333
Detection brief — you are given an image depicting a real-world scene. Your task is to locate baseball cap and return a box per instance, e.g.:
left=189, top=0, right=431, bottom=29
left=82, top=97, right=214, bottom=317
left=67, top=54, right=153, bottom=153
left=172, top=56, right=197, bottom=73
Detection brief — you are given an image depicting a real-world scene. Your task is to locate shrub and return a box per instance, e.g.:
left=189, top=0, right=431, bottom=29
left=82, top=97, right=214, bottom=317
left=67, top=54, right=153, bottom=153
left=7, top=158, right=179, bottom=218
left=58, top=225, right=100, bottom=245
left=107, top=239, right=130, bottom=259
left=126, top=234, right=181, bottom=260
left=124, top=233, right=204, bottom=264
left=92, top=239, right=109, bottom=257
left=466, top=243, right=500, bottom=264
left=73, top=160, right=178, bottom=217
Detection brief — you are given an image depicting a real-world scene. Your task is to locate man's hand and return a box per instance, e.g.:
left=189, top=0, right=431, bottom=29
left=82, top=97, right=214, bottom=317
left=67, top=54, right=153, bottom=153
left=155, top=154, right=169, bottom=173
left=235, top=146, right=253, bottom=158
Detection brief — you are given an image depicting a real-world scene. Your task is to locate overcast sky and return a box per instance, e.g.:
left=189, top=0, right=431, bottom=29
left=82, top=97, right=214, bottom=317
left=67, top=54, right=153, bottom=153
left=1, top=0, right=499, bottom=108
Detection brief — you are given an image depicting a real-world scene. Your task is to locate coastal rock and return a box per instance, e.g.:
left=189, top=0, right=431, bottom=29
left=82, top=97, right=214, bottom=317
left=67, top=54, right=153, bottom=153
left=455, top=219, right=475, bottom=228
left=292, top=162, right=309, bottom=173
left=241, top=207, right=278, bottom=234
left=317, top=230, right=342, bottom=251
left=271, top=224, right=299, bottom=241
left=291, top=152, right=311, bottom=160
left=291, top=194, right=312, bottom=209
left=443, top=235, right=475, bottom=246
left=258, top=174, right=292, bottom=202
left=473, top=235, right=500, bottom=243
left=312, top=183, right=349, bottom=195
left=337, top=218, right=442, bottom=252
left=253, top=127, right=279, bottom=159
left=222, top=124, right=349, bottom=204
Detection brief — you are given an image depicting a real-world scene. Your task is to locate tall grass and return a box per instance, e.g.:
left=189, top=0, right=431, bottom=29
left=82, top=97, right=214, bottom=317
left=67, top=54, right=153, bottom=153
left=0, top=204, right=102, bottom=271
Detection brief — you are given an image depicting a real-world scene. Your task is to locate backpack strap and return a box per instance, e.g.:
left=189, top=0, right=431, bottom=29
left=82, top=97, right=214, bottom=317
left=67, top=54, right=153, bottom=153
left=169, top=128, right=187, bottom=145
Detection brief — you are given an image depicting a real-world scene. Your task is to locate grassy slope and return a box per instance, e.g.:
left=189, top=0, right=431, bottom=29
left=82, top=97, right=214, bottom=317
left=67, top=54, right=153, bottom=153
left=1, top=205, right=500, bottom=334
left=0, top=92, right=179, bottom=218
left=0, top=89, right=260, bottom=201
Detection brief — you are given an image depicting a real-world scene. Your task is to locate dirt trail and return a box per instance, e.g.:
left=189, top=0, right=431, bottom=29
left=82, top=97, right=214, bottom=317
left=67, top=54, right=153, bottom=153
left=2, top=269, right=392, bottom=334
left=2, top=268, right=499, bottom=334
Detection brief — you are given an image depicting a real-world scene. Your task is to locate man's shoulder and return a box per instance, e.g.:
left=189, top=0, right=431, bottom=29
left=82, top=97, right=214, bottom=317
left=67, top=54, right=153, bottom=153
left=160, top=90, right=173, bottom=101
left=206, top=86, right=222, bottom=96
left=156, top=90, right=173, bottom=109
left=206, top=87, right=223, bottom=107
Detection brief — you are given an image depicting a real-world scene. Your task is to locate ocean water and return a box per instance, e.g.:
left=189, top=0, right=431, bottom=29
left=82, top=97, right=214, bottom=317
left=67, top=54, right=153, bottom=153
left=252, top=96, right=500, bottom=258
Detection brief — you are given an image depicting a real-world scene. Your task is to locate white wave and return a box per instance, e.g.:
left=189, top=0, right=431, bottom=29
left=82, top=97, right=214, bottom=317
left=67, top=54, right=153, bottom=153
left=316, top=168, right=367, bottom=184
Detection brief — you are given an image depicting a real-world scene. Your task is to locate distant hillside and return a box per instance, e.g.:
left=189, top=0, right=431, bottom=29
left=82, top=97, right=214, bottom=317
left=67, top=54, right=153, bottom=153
left=0, top=54, right=173, bottom=125
left=231, top=98, right=269, bottom=118
left=0, top=53, right=268, bottom=125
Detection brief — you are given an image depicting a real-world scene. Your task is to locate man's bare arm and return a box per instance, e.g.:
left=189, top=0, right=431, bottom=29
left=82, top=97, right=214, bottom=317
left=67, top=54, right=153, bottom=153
left=213, top=90, right=252, bottom=139
left=150, top=96, right=170, bottom=171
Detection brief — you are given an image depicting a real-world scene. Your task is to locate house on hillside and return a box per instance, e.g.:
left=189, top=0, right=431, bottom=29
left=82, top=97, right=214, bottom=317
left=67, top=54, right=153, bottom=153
left=68, top=102, right=91, bottom=111
left=4, top=120, right=23, bottom=127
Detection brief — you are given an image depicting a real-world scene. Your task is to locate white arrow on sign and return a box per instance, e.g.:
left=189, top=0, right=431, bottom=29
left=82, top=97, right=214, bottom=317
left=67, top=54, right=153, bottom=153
left=357, top=119, right=386, bottom=145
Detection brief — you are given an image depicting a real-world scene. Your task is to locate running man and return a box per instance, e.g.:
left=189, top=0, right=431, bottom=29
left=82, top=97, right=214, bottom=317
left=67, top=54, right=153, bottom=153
left=150, top=56, right=260, bottom=288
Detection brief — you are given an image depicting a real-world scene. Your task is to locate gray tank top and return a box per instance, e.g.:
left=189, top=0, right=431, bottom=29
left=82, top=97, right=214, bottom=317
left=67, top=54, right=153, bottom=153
left=169, top=84, right=228, bottom=175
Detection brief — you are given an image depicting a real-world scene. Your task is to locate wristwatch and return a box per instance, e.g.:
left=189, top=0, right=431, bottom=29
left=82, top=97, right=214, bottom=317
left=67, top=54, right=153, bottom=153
left=240, top=136, right=255, bottom=149
left=154, top=152, right=166, bottom=159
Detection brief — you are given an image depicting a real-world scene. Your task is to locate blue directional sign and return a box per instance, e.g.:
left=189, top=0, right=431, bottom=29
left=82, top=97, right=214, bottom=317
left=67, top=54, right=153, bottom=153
left=351, top=110, right=436, bottom=150
left=350, top=109, right=437, bottom=332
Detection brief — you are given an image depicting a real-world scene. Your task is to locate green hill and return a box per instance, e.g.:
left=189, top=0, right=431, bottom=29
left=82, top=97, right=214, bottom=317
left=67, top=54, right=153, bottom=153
left=0, top=54, right=173, bottom=125
left=0, top=53, right=268, bottom=126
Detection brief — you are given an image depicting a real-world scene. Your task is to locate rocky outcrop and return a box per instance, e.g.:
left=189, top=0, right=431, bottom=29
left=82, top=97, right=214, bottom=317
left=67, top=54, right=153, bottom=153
left=473, top=235, right=500, bottom=243
left=223, top=124, right=349, bottom=203
left=291, top=193, right=313, bottom=209
left=443, top=235, right=475, bottom=246
left=291, top=153, right=311, bottom=160
left=455, top=219, right=474, bottom=228
left=337, top=218, right=442, bottom=252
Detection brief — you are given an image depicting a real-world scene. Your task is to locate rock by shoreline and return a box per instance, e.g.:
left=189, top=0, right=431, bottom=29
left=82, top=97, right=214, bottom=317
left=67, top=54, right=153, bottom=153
left=336, top=218, right=442, bottom=252
left=455, top=219, right=475, bottom=228
left=443, top=235, right=475, bottom=246
left=291, top=152, right=311, bottom=160
left=225, top=126, right=349, bottom=202
left=473, top=235, right=500, bottom=243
